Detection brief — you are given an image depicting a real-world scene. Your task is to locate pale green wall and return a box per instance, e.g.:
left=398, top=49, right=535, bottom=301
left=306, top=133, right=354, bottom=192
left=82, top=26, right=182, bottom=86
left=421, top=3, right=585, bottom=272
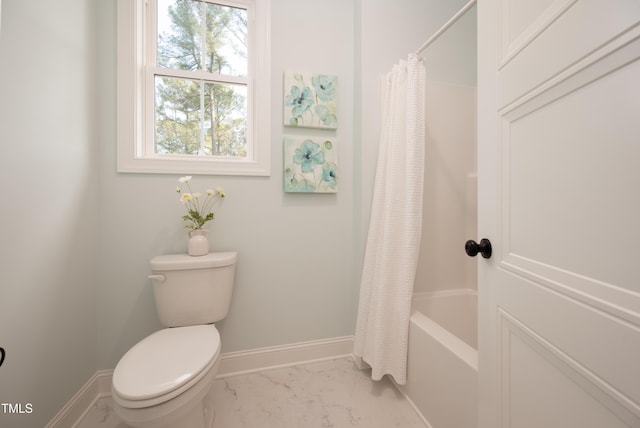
left=0, top=1, right=99, bottom=426
left=96, top=0, right=358, bottom=368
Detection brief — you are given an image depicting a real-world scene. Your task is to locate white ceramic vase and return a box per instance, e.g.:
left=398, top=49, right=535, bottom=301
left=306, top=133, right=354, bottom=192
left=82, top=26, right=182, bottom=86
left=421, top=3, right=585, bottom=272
left=188, top=229, right=209, bottom=256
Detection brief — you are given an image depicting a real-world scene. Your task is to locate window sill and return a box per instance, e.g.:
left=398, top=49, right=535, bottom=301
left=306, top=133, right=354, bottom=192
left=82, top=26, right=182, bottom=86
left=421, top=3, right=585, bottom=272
left=116, top=153, right=271, bottom=176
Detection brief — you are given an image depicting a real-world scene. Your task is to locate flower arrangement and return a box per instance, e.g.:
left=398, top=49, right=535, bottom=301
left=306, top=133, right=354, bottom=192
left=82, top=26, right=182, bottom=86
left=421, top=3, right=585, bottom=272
left=175, top=176, right=226, bottom=230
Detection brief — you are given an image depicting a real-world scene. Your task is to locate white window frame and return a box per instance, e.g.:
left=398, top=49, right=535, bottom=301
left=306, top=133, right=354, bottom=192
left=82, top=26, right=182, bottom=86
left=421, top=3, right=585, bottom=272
left=117, top=0, right=271, bottom=176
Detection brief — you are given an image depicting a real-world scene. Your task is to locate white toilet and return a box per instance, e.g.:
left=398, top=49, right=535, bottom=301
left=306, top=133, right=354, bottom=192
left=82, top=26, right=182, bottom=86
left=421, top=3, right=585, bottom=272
left=112, top=252, right=237, bottom=428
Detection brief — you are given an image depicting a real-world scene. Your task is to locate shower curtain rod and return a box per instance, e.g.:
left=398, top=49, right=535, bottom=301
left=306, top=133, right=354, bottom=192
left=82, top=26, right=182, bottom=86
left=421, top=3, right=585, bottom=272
left=415, top=0, right=477, bottom=54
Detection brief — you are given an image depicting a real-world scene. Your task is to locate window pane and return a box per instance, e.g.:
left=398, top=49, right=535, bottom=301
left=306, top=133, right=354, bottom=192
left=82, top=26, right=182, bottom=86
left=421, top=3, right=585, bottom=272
left=155, top=76, right=202, bottom=155
left=204, top=82, right=247, bottom=157
left=205, top=3, right=248, bottom=76
left=154, top=76, right=247, bottom=157
left=157, top=0, right=247, bottom=77
left=157, top=0, right=203, bottom=71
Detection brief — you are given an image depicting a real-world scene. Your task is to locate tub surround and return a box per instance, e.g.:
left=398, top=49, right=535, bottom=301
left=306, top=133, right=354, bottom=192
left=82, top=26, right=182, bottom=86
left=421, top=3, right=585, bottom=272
left=412, top=289, right=477, bottom=349
left=399, top=289, right=478, bottom=428
left=415, top=81, right=478, bottom=296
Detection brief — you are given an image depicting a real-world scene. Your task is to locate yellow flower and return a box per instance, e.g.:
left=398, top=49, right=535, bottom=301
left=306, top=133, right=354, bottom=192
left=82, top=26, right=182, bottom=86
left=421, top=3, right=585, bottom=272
left=175, top=178, right=226, bottom=229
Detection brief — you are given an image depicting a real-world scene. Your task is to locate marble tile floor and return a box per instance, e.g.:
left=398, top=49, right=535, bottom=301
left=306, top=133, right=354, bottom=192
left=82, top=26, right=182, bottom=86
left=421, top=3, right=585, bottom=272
left=77, top=357, right=426, bottom=428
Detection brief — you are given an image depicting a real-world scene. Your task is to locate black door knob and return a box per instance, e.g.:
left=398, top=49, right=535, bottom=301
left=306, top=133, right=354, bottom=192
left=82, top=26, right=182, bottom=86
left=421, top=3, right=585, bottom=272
left=465, top=239, right=492, bottom=259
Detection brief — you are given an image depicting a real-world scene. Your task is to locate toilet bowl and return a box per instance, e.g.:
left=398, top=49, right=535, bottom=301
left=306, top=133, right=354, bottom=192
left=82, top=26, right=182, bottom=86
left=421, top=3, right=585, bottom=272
left=112, top=252, right=237, bottom=428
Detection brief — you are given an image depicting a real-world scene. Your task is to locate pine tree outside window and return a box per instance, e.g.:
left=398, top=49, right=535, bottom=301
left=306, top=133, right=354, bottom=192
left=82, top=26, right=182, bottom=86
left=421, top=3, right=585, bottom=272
left=117, top=0, right=271, bottom=176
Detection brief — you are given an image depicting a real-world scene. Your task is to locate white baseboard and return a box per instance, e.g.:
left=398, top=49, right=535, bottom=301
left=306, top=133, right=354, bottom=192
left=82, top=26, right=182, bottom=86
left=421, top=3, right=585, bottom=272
left=46, top=336, right=354, bottom=427
left=45, top=370, right=112, bottom=428
left=218, top=335, right=355, bottom=377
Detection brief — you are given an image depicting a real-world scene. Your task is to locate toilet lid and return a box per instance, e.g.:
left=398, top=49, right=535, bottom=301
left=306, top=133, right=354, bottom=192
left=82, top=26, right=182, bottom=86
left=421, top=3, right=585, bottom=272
left=112, top=325, right=220, bottom=401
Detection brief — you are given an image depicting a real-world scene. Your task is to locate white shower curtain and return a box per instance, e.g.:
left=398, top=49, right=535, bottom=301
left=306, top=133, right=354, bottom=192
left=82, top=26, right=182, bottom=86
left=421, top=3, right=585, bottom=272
left=354, top=54, right=425, bottom=385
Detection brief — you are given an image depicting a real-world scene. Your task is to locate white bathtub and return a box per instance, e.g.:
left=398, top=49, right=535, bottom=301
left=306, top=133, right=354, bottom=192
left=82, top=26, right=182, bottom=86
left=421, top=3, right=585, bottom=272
left=398, top=289, right=478, bottom=428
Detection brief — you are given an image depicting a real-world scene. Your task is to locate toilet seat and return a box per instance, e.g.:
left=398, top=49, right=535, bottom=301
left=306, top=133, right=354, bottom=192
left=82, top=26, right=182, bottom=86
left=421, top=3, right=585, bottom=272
left=112, top=324, right=220, bottom=408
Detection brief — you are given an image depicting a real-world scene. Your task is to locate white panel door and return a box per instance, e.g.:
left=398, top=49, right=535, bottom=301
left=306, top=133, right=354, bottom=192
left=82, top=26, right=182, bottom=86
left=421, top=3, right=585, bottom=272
left=477, top=1, right=640, bottom=427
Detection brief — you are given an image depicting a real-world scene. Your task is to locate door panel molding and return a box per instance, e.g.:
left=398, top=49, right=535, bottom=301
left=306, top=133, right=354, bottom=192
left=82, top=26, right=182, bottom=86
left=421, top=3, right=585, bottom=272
left=500, top=22, right=640, bottom=114
left=498, top=308, right=640, bottom=426
left=498, top=0, right=640, bottom=107
left=497, top=258, right=640, bottom=327
left=494, top=28, right=640, bottom=327
left=499, top=0, right=578, bottom=69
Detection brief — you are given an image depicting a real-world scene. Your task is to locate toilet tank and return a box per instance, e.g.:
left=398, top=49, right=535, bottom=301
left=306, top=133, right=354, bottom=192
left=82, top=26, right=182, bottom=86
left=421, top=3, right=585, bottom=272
left=149, top=252, right=237, bottom=327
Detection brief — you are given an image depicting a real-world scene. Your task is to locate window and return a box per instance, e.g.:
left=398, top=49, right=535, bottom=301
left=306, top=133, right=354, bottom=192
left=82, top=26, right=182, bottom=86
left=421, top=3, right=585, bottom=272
left=117, top=0, right=271, bottom=175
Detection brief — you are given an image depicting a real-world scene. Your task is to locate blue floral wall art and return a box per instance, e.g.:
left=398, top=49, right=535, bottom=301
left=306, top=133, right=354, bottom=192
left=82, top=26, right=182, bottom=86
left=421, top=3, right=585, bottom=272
left=284, top=137, right=337, bottom=193
left=284, top=71, right=338, bottom=129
